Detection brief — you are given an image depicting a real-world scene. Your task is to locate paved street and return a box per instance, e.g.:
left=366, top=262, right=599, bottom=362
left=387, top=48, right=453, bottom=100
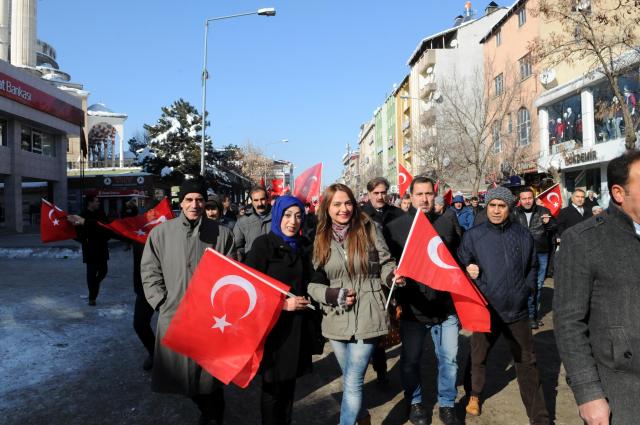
left=0, top=237, right=580, bottom=425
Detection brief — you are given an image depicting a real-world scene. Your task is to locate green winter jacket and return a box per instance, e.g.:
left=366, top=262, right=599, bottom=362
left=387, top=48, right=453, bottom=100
left=308, top=220, right=396, bottom=341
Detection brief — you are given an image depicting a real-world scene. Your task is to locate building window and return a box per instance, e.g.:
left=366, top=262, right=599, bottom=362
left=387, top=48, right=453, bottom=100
left=593, top=69, right=639, bottom=144
left=507, top=113, right=513, bottom=133
left=492, top=121, right=501, bottom=152
left=20, top=126, right=56, bottom=157
left=494, top=73, right=504, bottom=96
left=517, top=107, right=531, bottom=146
left=518, top=7, right=526, bottom=26
left=0, top=120, right=6, bottom=146
left=496, top=30, right=502, bottom=46
left=548, top=93, right=582, bottom=153
left=519, top=53, right=532, bottom=80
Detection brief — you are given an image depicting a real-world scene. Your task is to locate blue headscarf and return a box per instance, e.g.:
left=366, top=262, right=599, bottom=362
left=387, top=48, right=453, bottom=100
left=270, top=195, right=306, bottom=251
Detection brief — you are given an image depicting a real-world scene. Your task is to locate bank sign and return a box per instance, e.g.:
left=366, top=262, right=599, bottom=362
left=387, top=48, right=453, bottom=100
left=0, top=72, right=83, bottom=126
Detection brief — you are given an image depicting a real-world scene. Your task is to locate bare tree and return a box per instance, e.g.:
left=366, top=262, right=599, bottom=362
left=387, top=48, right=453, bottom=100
left=239, top=141, right=273, bottom=185
left=530, top=0, right=640, bottom=149
left=427, top=62, right=526, bottom=194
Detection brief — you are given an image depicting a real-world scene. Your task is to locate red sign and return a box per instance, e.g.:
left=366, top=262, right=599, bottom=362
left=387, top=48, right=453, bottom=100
left=0, top=72, right=83, bottom=125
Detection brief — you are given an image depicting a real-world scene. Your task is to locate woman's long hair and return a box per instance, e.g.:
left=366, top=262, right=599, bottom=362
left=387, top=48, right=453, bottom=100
left=313, top=183, right=373, bottom=276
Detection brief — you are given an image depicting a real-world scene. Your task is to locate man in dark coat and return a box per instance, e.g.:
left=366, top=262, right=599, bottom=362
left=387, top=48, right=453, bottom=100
left=361, top=177, right=405, bottom=386
left=514, top=188, right=557, bottom=329
left=556, top=188, right=592, bottom=238
left=69, top=195, right=112, bottom=306
left=583, top=190, right=599, bottom=211
left=554, top=150, right=640, bottom=425
left=233, top=187, right=272, bottom=261
left=385, top=176, right=462, bottom=425
left=458, top=186, right=548, bottom=425
left=141, top=178, right=235, bottom=425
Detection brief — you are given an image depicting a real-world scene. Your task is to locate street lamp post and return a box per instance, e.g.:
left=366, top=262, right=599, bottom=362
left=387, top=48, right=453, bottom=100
left=200, top=8, right=276, bottom=176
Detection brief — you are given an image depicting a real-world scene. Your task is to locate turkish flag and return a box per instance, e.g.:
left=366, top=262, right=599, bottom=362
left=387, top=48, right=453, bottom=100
left=395, top=210, right=490, bottom=332
left=100, top=198, right=174, bottom=244
left=271, top=178, right=284, bottom=195
left=537, top=183, right=562, bottom=217
left=40, top=199, right=77, bottom=243
left=443, top=188, right=453, bottom=207
left=434, top=180, right=440, bottom=195
left=398, top=163, right=413, bottom=197
left=259, top=177, right=266, bottom=188
left=162, top=248, right=289, bottom=388
left=293, top=163, right=322, bottom=204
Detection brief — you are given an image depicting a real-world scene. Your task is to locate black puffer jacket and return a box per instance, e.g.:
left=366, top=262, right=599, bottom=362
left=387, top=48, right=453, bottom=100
left=384, top=207, right=458, bottom=325
left=513, top=205, right=557, bottom=253
left=457, top=218, right=538, bottom=324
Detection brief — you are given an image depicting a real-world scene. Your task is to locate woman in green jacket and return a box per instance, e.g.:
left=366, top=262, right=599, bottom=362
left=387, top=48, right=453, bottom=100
left=308, top=183, right=397, bottom=425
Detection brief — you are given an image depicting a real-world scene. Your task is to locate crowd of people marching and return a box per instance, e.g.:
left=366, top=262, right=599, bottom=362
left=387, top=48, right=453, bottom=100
left=66, top=149, right=640, bottom=425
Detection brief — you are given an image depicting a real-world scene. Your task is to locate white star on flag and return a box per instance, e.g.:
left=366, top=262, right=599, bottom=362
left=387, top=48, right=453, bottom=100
left=554, top=202, right=559, bottom=207
left=212, top=314, right=231, bottom=333
left=135, top=229, right=146, bottom=236
left=52, top=219, right=59, bottom=226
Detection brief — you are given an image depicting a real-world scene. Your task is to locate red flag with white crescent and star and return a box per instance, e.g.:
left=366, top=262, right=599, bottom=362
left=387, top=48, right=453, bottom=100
left=99, top=198, right=174, bottom=244
left=40, top=199, right=78, bottom=243
left=536, top=183, right=562, bottom=217
left=293, top=162, right=322, bottom=204
left=398, top=163, right=413, bottom=197
left=162, top=248, right=290, bottom=388
left=443, top=188, right=453, bottom=207
left=270, top=178, right=284, bottom=195
left=395, top=210, right=490, bottom=332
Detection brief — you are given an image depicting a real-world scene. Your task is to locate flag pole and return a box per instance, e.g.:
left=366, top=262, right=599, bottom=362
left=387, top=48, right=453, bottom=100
left=385, top=209, right=421, bottom=310
left=536, top=182, right=560, bottom=199
left=207, top=248, right=316, bottom=310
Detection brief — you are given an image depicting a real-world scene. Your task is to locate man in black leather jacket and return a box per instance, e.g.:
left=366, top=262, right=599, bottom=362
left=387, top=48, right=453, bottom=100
left=514, top=188, right=557, bottom=329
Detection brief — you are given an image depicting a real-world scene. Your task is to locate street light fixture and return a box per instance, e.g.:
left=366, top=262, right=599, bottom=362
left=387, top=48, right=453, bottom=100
left=200, top=7, right=276, bottom=176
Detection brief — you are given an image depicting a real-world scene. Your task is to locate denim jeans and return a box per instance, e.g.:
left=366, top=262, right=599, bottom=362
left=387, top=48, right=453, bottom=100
left=399, top=315, right=459, bottom=407
left=330, top=339, right=376, bottom=425
left=528, top=253, right=549, bottom=320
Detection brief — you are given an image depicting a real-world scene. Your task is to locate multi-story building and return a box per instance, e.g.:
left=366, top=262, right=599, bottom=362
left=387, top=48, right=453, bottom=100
left=356, top=119, right=375, bottom=196
left=480, top=0, right=544, bottom=189
left=340, top=146, right=359, bottom=193
left=535, top=1, right=640, bottom=206
left=406, top=2, right=508, bottom=189
left=395, top=75, right=412, bottom=174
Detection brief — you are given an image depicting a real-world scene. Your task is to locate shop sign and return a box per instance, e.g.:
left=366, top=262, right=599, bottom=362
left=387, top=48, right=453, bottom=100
left=97, top=175, right=150, bottom=189
left=0, top=72, right=83, bottom=125
left=564, top=149, right=597, bottom=165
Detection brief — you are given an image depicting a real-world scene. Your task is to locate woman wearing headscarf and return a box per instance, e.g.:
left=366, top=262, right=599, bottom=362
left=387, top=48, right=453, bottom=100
left=307, top=183, right=397, bottom=425
left=244, top=195, right=316, bottom=425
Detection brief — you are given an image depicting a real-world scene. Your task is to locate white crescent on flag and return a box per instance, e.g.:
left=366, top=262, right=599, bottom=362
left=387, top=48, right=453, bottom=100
left=210, top=275, right=258, bottom=333
left=546, top=192, right=560, bottom=207
left=398, top=173, right=407, bottom=185
left=427, top=236, right=457, bottom=270
left=143, top=215, right=167, bottom=228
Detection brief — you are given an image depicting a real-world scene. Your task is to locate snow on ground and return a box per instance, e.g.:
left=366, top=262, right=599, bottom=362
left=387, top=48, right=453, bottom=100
left=0, top=248, right=80, bottom=259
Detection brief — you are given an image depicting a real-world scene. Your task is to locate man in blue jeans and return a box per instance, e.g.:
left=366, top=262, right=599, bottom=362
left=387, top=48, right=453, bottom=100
left=513, top=188, right=557, bottom=329
left=384, top=176, right=462, bottom=425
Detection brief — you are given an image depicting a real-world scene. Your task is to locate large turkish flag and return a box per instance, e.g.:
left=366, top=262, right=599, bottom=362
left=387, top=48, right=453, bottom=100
left=536, top=183, right=562, bottom=217
left=395, top=210, right=490, bottom=332
left=40, top=199, right=77, bottom=243
left=162, top=248, right=290, bottom=388
left=100, top=198, right=174, bottom=244
left=270, top=178, right=284, bottom=195
left=398, top=163, right=413, bottom=197
left=293, top=163, right=322, bottom=205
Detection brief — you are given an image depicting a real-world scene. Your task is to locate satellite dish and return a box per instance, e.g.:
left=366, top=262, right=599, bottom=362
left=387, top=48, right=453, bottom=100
left=539, top=68, right=556, bottom=85
left=426, top=66, right=434, bottom=74
left=433, top=91, right=443, bottom=102
left=450, top=39, right=459, bottom=48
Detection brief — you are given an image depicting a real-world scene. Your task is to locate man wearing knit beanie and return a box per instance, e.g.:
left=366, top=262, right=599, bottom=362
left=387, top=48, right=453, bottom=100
left=141, top=177, right=235, bottom=424
left=457, top=186, right=549, bottom=424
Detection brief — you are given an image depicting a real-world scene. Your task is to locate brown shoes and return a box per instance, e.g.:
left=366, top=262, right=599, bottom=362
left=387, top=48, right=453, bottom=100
left=466, top=395, right=481, bottom=416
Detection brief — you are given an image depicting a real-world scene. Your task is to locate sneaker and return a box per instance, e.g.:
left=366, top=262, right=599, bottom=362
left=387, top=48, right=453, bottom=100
left=88, top=299, right=96, bottom=306
left=439, top=406, right=461, bottom=425
left=408, top=403, right=428, bottom=425
left=466, top=395, right=481, bottom=416
left=537, top=320, right=544, bottom=327
left=529, top=319, right=539, bottom=329
left=376, top=370, right=389, bottom=387
left=143, top=355, right=154, bottom=371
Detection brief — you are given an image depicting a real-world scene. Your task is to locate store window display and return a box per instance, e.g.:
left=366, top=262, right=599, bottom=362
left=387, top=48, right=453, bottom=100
left=548, top=94, right=582, bottom=153
left=594, top=69, right=640, bottom=144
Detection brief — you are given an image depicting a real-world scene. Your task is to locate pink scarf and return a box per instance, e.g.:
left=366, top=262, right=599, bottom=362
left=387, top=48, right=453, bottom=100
left=331, top=222, right=350, bottom=243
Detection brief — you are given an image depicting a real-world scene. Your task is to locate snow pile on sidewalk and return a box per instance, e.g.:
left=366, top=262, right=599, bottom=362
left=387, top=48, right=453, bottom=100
left=0, top=248, right=81, bottom=259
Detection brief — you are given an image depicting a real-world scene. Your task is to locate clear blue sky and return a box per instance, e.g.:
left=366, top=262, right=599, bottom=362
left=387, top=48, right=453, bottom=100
left=39, top=0, right=498, bottom=184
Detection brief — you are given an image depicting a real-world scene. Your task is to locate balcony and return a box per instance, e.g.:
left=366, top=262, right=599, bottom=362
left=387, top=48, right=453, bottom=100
left=403, top=144, right=412, bottom=154
left=420, top=82, right=436, bottom=99
left=403, top=99, right=411, bottom=112
left=402, top=119, right=411, bottom=134
left=420, top=106, right=436, bottom=125
left=418, top=50, right=436, bottom=74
